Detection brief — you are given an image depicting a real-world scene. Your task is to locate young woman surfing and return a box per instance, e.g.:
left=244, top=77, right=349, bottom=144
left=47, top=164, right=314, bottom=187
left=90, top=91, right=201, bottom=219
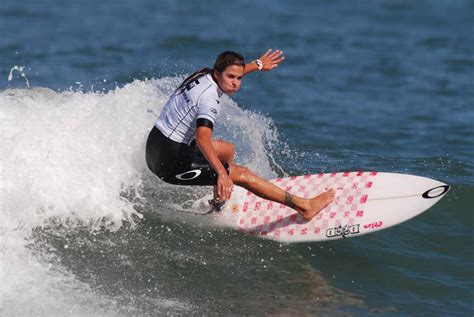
left=146, top=50, right=335, bottom=220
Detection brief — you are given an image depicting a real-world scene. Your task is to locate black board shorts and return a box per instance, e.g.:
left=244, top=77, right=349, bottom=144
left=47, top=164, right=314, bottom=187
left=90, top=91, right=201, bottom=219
left=145, top=126, right=229, bottom=186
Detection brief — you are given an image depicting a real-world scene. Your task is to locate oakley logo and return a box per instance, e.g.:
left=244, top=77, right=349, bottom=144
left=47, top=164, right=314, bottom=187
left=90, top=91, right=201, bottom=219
left=175, top=169, right=202, bottom=181
left=422, top=185, right=449, bottom=199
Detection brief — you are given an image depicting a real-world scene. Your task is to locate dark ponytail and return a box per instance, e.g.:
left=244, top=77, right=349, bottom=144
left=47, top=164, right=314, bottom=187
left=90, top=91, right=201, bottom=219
left=174, top=68, right=212, bottom=93
left=175, top=51, right=245, bottom=93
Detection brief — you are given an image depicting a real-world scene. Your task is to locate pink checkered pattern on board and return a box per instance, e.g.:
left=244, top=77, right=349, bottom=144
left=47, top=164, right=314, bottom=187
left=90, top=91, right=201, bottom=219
left=236, top=171, right=378, bottom=239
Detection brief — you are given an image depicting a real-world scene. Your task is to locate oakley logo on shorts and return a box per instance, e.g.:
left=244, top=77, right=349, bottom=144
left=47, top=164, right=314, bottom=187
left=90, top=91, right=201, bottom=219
left=175, top=169, right=202, bottom=181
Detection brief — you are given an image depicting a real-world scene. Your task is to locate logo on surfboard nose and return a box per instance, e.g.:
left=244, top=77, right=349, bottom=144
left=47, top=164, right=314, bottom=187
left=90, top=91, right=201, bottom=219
left=422, top=185, right=449, bottom=199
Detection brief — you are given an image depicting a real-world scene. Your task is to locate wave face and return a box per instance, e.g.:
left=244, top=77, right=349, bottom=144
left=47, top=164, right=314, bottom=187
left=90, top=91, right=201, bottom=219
left=1, top=79, right=311, bottom=315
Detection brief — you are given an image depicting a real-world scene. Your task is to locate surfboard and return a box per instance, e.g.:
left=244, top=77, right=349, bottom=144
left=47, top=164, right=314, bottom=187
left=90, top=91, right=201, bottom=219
left=198, top=172, right=449, bottom=243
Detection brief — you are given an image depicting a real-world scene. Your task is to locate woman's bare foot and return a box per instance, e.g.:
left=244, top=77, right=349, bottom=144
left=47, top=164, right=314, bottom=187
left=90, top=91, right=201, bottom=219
left=297, top=189, right=336, bottom=221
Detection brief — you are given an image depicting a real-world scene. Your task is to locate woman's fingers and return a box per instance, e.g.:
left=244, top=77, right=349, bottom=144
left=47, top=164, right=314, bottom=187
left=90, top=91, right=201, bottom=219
left=224, top=179, right=233, bottom=200
left=260, top=49, right=285, bottom=71
left=217, top=180, right=223, bottom=198
left=269, top=49, right=283, bottom=59
left=264, top=49, right=283, bottom=60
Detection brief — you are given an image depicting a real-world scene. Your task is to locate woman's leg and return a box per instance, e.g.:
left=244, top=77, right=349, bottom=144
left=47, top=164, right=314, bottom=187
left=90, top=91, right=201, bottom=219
left=229, top=163, right=335, bottom=221
left=207, top=140, right=335, bottom=220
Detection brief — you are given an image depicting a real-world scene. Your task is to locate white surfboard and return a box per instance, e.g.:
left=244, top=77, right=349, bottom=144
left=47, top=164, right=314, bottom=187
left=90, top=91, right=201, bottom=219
left=203, top=172, right=449, bottom=243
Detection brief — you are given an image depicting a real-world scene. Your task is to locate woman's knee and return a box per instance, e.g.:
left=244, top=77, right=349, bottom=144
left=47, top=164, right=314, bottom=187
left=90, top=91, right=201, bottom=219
left=224, top=142, right=235, bottom=162
left=212, top=140, right=235, bottom=163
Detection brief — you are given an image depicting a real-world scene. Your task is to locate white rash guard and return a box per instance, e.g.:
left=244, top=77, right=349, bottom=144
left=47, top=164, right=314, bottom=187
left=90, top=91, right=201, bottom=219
left=155, top=73, right=223, bottom=145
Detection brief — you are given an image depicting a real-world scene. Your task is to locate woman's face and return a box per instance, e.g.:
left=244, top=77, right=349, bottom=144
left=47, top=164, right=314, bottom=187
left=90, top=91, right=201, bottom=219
left=214, top=65, right=244, bottom=95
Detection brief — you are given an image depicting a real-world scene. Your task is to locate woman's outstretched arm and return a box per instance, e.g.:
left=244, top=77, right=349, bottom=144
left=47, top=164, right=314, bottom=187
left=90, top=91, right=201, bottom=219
left=244, top=49, right=285, bottom=75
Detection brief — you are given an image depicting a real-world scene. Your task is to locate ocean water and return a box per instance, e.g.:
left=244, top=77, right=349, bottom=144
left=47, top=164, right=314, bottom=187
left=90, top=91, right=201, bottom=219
left=1, top=0, right=473, bottom=316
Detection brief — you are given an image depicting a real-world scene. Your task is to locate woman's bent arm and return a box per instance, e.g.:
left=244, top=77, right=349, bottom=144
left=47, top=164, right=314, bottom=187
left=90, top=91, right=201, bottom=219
left=195, top=126, right=233, bottom=200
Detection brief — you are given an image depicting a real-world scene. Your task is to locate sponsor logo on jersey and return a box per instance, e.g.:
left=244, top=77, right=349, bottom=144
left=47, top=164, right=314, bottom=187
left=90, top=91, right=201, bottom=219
left=182, top=91, right=191, bottom=103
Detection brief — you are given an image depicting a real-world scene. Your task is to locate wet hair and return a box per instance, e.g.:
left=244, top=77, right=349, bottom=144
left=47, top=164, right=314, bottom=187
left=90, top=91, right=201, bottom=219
left=175, top=51, right=245, bottom=93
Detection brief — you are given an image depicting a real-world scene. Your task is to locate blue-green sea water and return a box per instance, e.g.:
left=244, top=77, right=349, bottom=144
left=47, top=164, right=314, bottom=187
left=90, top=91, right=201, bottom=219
left=1, top=0, right=473, bottom=316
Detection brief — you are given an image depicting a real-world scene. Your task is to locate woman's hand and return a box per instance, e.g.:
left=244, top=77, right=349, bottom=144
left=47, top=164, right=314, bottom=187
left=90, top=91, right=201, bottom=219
left=259, top=49, right=285, bottom=71
left=217, top=171, right=234, bottom=201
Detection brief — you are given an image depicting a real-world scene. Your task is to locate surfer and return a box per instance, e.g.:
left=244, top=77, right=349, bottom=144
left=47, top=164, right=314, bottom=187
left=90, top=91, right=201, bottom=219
left=146, top=50, right=335, bottom=220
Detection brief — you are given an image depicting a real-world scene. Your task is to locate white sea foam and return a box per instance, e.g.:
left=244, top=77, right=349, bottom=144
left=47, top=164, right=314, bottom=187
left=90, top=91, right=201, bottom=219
left=0, top=77, right=279, bottom=315
left=7, top=65, right=30, bottom=87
